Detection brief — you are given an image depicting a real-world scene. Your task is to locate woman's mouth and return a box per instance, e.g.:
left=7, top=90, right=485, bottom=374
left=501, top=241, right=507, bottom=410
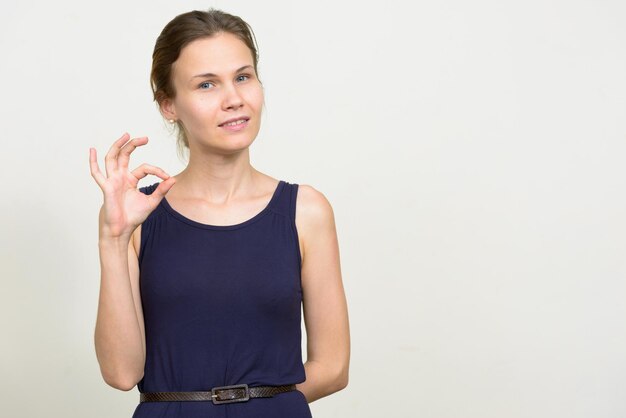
left=219, top=118, right=250, bottom=132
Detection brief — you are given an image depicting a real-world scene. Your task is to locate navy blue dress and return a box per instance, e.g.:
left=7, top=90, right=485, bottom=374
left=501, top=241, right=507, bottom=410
left=132, top=180, right=312, bottom=418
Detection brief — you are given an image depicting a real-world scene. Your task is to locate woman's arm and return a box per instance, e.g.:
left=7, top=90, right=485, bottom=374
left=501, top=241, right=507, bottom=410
left=89, top=134, right=174, bottom=391
left=94, top=221, right=146, bottom=391
left=294, top=185, right=351, bottom=403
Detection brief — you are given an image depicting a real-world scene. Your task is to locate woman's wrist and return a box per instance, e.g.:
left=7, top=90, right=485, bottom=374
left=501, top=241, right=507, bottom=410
left=98, top=229, right=133, bottom=247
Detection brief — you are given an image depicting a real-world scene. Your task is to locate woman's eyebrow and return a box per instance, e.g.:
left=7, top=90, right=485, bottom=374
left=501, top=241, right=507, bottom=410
left=191, top=65, right=253, bottom=80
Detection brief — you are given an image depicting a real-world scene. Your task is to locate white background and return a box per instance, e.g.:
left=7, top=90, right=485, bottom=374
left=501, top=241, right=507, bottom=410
left=1, top=0, right=625, bottom=417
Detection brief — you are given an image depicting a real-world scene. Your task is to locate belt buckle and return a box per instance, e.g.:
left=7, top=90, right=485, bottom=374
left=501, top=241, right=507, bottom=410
left=211, top=384, right=250, bottom=405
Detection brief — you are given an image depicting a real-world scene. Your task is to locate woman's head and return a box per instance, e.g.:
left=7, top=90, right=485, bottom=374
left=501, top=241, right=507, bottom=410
left=150, top=9, right=262, bottom=158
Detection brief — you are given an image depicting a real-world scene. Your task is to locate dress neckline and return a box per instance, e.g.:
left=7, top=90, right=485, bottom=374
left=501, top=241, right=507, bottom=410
left=159, top=180, right=285, bottom=231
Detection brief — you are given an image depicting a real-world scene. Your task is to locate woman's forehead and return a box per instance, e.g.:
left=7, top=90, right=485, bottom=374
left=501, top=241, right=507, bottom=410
left=173, top=34, right=253, bottom=80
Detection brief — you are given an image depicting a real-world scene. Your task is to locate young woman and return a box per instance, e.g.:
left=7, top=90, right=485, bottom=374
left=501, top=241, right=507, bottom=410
left=88, top=8, right=350, bottom=418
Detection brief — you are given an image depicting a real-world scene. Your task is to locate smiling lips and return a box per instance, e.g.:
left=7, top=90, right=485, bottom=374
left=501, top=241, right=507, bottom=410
left=218, top=117, right=250, bottom=132
left=219, top=116, right=250, bottom=126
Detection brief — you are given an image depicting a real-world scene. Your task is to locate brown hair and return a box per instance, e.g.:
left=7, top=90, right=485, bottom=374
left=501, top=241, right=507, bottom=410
left=150, top=9, right=261, bottom=160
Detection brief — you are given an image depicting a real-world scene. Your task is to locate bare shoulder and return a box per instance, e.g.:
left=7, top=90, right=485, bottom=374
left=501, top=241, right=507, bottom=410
left=295, top=184, right=337, bottom=255
left=295, top=184, right=335, bottom=222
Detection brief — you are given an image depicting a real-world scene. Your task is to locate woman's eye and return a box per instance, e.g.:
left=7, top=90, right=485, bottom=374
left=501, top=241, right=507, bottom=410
left=237, top=74, right=250, bottom=82
left=199, top=81, right=214, bottom=89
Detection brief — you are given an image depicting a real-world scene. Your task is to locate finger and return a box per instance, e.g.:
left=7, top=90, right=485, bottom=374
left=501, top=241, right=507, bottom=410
left=118, top=136, right=148, bottom=170
left=89, top=148, right=107, bottom=188
left=149, top=176, right=177, bottom=206
left=104, top=132, right=131, bottom=176
left=130, top=163, right=171, bottom=181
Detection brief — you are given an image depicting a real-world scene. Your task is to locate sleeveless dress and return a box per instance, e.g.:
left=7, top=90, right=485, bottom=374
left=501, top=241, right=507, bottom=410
left=131, top=180, right=312, bottom=418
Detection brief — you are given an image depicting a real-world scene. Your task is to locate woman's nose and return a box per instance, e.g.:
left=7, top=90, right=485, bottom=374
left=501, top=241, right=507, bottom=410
left=222, top=84, right=244, bottom=110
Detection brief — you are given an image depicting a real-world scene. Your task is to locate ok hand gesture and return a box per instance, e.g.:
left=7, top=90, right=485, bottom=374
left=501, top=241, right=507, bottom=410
left=89, top=133, right=176, bottom=239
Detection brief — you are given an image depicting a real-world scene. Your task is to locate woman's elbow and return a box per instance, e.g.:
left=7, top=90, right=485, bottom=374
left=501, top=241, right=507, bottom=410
left=104, top=376, right=138, bottom=391
left=336, top=377, right=348, bottom=391
left=101, top=370, right=143, bottom=392
left=334, top=364, right=349, bottom=391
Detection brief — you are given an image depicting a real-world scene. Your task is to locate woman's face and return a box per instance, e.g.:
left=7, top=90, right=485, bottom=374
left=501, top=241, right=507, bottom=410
left=164, top=32, right=263, bottom=153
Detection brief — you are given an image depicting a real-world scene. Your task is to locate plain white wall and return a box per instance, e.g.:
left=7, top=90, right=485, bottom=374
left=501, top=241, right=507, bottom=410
left=1, top=0, right=625, bottom=417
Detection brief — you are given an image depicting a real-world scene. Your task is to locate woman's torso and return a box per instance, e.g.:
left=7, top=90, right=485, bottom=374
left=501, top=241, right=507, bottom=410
left=131, top=179, right=311, bottom=418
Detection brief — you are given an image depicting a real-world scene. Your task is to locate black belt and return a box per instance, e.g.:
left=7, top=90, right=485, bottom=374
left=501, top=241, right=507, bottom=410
left=140, top=383, right=296, bottom=405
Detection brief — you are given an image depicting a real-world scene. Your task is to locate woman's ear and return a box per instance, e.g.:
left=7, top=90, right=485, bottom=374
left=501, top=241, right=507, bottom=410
left=159, top=98, right=177, bottom=121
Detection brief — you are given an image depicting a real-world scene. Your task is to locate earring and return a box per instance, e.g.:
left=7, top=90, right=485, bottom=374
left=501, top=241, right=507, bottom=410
left=169, top=119, right=175, bottom=123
